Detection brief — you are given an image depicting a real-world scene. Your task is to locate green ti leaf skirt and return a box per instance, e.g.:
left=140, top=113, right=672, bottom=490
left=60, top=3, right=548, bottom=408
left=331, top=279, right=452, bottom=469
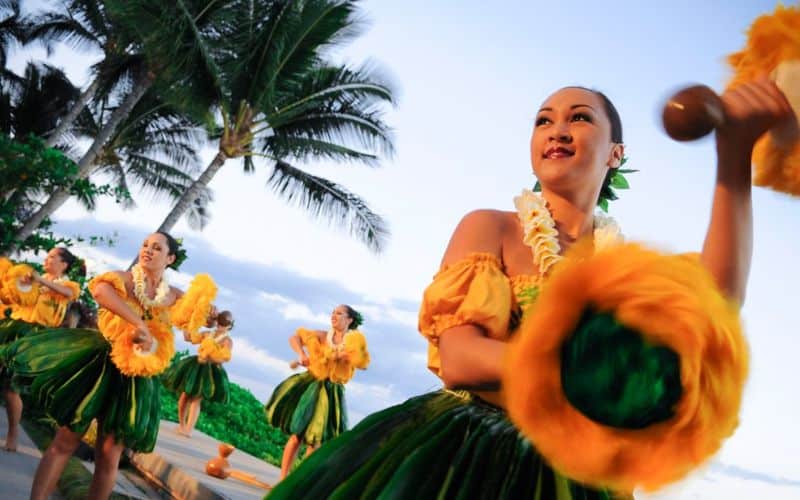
left=161, top=355, right=230, bottom=403
left=0, top=318, right=42, bottom=385
left=5, top=327, right=162, bottom=452
left=267, top=390, right=620, bottom=500
left=264, top=371, right=347, bottom=447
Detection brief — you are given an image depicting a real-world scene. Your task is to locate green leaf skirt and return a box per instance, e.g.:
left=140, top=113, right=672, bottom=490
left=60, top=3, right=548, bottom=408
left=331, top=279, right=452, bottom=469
left=0, top=318, right=42, bottom=385
left=161, top=355, right=230, bottom=403
left=5, top=327, right=162, bottom=452
left=264, top=371, right=347, bottom=447
left=267, top=390, right=617, bottom=500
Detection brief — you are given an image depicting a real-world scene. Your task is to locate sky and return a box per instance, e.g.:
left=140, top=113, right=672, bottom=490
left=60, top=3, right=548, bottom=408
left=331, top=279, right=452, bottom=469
left=7, top=1, right=800, bottom=498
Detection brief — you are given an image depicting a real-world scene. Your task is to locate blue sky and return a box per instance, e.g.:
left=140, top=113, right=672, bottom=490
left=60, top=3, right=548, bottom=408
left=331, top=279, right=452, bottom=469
left=9, top=1, right=800, bottom=497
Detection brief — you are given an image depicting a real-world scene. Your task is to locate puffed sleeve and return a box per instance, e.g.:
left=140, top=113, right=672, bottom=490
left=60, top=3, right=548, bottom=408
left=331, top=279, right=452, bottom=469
left=88, top=272, right=127, bottom=299
left=61, top=280, right=81, bottom=302
left=418, top=253, right=511, bottom=377
left=344, top=330, right=370, bottom=370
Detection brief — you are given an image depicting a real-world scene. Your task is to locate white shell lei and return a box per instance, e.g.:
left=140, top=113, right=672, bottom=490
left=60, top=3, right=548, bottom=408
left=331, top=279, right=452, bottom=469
left=131, top=264, right=171, bottom=310
left=514, top=189, right=623, bottom=279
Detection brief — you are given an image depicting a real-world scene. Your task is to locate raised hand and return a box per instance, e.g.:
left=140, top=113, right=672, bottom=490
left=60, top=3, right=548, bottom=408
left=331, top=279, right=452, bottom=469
left=718, top=76, right=794, bottom=152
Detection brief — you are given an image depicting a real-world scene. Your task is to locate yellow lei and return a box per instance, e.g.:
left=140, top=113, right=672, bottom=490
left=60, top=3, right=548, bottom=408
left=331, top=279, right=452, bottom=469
left=2, top=264, right=40, bottom=308
left=89, top=272, right=174, bottom=377
left=3, top=263, right=79, bottom=327
left=89, top=272, right=219, bottom=377
left=297, top=327, right=370, bottom=384
left=0, top=257, right=12, bottom=304
left=170, top=273, right=217, bottom=338
left=198, top=332, right=232, bottom=364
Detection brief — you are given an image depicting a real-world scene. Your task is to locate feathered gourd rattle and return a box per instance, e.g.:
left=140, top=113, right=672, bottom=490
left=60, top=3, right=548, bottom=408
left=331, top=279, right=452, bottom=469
left=663, top=5, right=800, bottom=196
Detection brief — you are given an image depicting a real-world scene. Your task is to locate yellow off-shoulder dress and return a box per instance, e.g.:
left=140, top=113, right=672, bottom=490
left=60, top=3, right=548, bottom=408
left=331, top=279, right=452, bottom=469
left=5, top=271, right=217, bottom=452
left=162, top=329, right=232, bottom=403
left=264, top=327, right=370, bottom=447
left=0, top=263, right=80, bottom=386
left=270, top=245, right=745, bottom=499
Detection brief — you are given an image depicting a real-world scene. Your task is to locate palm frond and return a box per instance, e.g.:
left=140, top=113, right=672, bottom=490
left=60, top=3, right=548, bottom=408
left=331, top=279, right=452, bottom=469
left=267, top=159, right=388, bottom=252
left=266, top=106, right=394, bottom=159
left=272, top=61, right=397, bottom=117
left=0, top=0, right=25, bottom=68
left=255, top=60, right=396, bottom=163
left=25, top=11, right=101, bottom=55
left=103, top=0, right=229, bottom=119
left=123, top=155, right=194, bottom=197
left=9, top=62, right=80, bottom=139
left=227, top=0, right=365, bottom=106
left=261, top=135, right=378, bottom=165
left=107, top=164, right=136, bottom=209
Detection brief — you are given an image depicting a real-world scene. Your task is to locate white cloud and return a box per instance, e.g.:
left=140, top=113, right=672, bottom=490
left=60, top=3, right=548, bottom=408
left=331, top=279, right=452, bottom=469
left=233, top=337, right=295, bottom=379
left=259, top=292, right=329, bottom=326
left=227, top=373, right=279, bottom=402
left=346, top=380, right=400, bottom=408
left=352, top=302, right=418, bottom=329
left=638, top=462, right=800, bottom=500
left=409, top=351, right=428, bottom=367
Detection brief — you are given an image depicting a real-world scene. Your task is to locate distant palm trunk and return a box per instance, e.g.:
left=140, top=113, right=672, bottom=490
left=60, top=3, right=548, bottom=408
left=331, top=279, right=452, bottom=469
left=11, top=73, right=154, bottom=251
left=127, top=151, right=228, bottom=270
left=44, top=77, right=101, bottom=148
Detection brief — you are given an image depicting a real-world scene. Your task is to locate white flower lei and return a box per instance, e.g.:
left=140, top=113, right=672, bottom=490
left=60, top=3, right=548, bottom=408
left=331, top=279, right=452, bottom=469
left=514, top=189, right=623, bottom=279
left=326, top=328, right=352, bottom=352
left=131, top=264, right=171, bottom=310
left=49, top=274, right=68, bottom=284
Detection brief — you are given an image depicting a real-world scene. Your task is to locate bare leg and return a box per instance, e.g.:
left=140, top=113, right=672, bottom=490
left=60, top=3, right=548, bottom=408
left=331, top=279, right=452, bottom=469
left=87, top=431, right=125, bottom=500
left=279, top=435, right=302, bottom=480
left=29, top=426, right=82, bottom=500
left=185, top=397, right=202, bottom=436
left=3, top=389, right=22, bottom=451
left=304, top=443, right=318, bottom=458
left=177, top=392, right=188, bottom=433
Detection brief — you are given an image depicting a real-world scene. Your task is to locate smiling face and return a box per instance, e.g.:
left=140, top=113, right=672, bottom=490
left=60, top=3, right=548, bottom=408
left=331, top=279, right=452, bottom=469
left=138, top=233, right=175, bottom=273
left=531, top=87, right=623, bottom=202
left=43, top=248, right=68, bottom=277
left=331, top=305, right=354, bottom=332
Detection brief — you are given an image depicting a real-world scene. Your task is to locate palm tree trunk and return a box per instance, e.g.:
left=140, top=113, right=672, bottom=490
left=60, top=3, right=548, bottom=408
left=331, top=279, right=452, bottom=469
left=10, top=73, right=155, bottom=251
left=44, top=77, right=101, bottom=148
left=127, top=151, right=228, bottom=270
left=158, top=151, right=228, bottom=233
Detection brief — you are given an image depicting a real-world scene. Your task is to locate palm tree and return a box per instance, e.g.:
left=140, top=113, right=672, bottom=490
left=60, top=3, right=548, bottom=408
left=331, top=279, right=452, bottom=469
left=153, top=0, right=397, bottom=252
left=11, top=0, right=231, bottom=250
left=24, top=0, right=140, bottom=148
left=0, top=62, right=81, bottom=212
left=0, top=0, right=26, bottom=85
left=76, top=90, right=212, bottom=226
left=0, top=61, right=79, bottom=139
left=0, top=63, right=205, bottom=225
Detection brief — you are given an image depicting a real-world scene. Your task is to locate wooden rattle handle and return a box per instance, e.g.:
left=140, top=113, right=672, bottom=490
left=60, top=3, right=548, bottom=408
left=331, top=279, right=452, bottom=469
left=662, top=85, right=725, bottom=141
left=289, top=360, right=300, bottom=369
